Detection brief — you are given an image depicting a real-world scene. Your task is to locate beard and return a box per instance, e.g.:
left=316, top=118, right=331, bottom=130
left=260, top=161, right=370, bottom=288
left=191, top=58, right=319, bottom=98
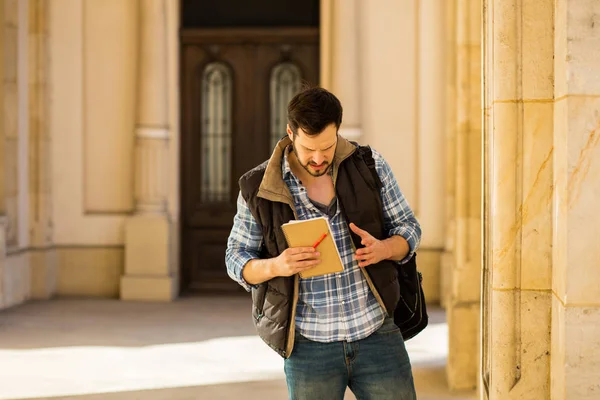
left=292, top=144, right=332, bottom=177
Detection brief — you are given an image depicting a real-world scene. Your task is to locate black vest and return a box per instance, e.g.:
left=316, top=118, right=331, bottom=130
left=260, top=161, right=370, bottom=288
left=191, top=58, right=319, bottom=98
left=239, top=145, right=401, bottom=358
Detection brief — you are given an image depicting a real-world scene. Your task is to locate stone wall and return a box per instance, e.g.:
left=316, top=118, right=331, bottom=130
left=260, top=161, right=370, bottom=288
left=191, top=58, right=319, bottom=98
left=482, top=0, right=600, bottom=398
left=551, top=0, right=600, bottom=398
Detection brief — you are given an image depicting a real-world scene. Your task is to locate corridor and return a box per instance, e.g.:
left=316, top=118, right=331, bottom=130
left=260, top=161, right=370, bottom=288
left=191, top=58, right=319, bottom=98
left=0, top=296, right=476, bottom=400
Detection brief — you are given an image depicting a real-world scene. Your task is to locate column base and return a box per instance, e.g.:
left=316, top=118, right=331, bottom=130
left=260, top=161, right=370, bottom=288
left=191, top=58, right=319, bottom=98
left=120, top=275, right=176, bottom=301
left=30, top=248, right=58, bottom=299
left=440, top=250, right=454, bottom=309
left=121, top=213, right=176, bottom=302
left=447, top=302, right=479, bottom=391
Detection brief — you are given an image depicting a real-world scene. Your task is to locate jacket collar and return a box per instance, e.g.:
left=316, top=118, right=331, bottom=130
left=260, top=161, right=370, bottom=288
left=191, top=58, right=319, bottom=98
left=257, top=134, right=357, bottom=204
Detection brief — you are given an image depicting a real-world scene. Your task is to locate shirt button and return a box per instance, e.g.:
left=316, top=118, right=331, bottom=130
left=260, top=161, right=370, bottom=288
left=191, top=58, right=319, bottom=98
left=342, top=301, right=346, bottom=305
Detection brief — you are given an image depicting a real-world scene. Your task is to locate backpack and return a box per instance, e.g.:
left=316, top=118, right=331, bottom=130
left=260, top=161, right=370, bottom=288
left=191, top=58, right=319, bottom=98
left=358, top=145, right=429, bottom=340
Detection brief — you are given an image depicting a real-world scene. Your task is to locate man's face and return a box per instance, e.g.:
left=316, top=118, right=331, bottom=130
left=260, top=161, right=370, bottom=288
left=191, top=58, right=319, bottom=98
left=287, top=123, right=338, bottom=177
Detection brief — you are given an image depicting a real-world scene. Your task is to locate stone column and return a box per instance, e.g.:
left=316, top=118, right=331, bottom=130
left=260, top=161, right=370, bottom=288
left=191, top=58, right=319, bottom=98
left=27, top=0, right=56, bottom=300
left=1, top=0, right=28, bottom=308
left=551, top=1, right=600, bottom=398
left=121, top=0, right=175, bottom=301
left=446, top=0, right=482, bottom=391
left=320, top=0, right=362, bottom=140
left=482, top=0, right=554, bottom=398
left=0, top=0, right=6, bottom=218
left=0, top=0, right=7, bottom=303
left=4, top=0, right=19, bottom=253
left=440, top=0, right=457, bottom=312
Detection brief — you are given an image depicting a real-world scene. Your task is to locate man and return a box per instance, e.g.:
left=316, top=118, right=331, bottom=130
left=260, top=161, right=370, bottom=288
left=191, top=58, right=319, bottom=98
left=225, top=87, right=421, bottom=399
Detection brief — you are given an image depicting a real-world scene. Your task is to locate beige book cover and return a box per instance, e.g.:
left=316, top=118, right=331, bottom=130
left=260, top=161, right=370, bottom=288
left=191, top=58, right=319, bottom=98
left=281, top=217, right=344, bottom=279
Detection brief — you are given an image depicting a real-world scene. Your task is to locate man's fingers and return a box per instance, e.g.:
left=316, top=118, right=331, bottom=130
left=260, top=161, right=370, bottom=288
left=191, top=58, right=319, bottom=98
left=350, top=223, right=375, bottom=244
left=357, top=252, right=375, bottom=267
left=355, top=246, right=373, bottom=255
left=356, top=245, right=375, bottom=256
left=355, top=253, right=372, bottom=262
left=301, top=259, right=320, bottom=267
left=294, top=259, right=320, bottom=272
left=291, top=251, right=320, bottom=262
left=349, top=222, right=368, bottom=237
left=289, top=247, right=317, bottom=254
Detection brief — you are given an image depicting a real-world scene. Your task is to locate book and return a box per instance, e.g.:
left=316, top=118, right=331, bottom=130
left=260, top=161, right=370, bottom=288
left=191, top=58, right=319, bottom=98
left=281, top=216, right=344, bottom=279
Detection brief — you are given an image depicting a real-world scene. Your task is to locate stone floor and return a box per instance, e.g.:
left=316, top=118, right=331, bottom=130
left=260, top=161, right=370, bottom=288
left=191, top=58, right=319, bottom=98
left=0, top=296, right=476, bottom=400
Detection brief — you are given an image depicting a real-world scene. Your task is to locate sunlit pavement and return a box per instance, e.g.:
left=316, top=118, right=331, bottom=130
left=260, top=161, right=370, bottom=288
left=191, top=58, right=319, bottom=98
left=0, top=296, right=476, bottom=400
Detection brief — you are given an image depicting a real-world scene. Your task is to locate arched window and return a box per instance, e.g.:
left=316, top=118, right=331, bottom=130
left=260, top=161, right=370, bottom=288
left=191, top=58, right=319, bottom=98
left=201, top=62, right=232, bottom=202
left=270, top=62, right=302, bottom=150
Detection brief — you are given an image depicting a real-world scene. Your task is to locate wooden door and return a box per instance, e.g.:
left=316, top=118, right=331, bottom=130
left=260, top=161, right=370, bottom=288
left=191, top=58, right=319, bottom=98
left=180, top=28, right=319, bottom=292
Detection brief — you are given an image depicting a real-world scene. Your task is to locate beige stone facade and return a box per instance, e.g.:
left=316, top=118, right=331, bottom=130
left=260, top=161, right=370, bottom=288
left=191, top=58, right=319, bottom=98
left=2, top=1, right=600, bottom=399
left=482, top=0, right=600, bottom=398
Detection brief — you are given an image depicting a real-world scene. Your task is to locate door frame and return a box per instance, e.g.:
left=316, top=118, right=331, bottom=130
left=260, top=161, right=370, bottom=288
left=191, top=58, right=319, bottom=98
left=178, top=27, right=319, bottom=294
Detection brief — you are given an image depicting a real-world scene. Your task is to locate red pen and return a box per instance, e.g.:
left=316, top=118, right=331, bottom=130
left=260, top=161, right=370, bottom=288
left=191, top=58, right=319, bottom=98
left=312, top=233, right=327, bottom=249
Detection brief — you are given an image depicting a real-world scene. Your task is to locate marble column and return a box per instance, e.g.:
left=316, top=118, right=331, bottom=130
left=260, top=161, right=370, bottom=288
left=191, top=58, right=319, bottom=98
left=482, top=0, right=554, bottom=398
left=121, top=0, right=175, bottom=301
left=446, top=0, right=482, bottom=391
left=320, top=0, right=362, bottom=140
left=551, top=1, right=600, bottom=398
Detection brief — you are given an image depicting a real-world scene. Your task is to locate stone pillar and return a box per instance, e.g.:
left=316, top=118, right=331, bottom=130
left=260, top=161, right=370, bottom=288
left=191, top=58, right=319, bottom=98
left=320, top=0, right=361, bottom=140
left=446, top=0, right=482, bottom=391
left=440, top=0, right=457, bottom=312
left=551, top=1, right=600, bottom=398
left=0, top=0, right=5, bottom=218
left=0, top=0, right=7, bottom=303
left=1, top=0, right=31, bottom=309
left=121, top=0, right=175, bottom=301
left=4, top=0, right=19, bottom=253
left=414, top=0, right=446, bottom=306
left=482, top=0, right=554, bottom=398
left=27, top=0, right=56, bottom=300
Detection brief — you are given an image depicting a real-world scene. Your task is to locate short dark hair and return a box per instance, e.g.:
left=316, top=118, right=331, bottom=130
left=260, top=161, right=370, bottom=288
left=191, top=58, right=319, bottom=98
left=287, top=86, right=343, bottom=136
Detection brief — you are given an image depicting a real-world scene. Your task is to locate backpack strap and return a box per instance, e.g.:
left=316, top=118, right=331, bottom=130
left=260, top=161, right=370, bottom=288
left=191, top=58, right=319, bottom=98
left=355, top=144, right=383, bottom=190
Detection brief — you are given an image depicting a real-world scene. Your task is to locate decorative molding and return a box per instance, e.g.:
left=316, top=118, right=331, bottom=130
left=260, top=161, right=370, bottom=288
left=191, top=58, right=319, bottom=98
left=181, top=27, right=319, bottom=45
left=135, top=126, right=170, bottom=140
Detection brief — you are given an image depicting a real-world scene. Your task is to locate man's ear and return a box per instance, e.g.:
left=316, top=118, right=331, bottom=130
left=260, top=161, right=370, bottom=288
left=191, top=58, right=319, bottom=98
left=286, top=124, right=294, bottom=140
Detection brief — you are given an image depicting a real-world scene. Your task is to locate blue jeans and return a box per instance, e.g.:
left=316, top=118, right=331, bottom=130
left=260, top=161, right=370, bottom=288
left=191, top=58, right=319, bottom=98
left=284, top=318, right=416, bottom=400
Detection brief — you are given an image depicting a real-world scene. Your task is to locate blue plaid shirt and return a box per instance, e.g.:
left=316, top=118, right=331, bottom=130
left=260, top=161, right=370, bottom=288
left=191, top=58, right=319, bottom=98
left=226, top=146, right=421, bottom=343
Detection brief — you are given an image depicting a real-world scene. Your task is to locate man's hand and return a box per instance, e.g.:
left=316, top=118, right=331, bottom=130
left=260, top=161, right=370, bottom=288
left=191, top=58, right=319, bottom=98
left=242, top=247, right=320, bottom=285
left=349, top=223, right=393, bottom=268
left=271, top=247, right=321, bottom=277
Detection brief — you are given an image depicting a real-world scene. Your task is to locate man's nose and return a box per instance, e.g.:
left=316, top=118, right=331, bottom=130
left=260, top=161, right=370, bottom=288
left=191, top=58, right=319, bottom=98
left=312, top=152, right=325, bottom=165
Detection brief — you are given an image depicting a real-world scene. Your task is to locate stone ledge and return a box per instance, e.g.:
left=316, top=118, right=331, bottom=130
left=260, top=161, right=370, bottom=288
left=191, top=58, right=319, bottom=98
left=120, top=275, right=176, bottom=302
